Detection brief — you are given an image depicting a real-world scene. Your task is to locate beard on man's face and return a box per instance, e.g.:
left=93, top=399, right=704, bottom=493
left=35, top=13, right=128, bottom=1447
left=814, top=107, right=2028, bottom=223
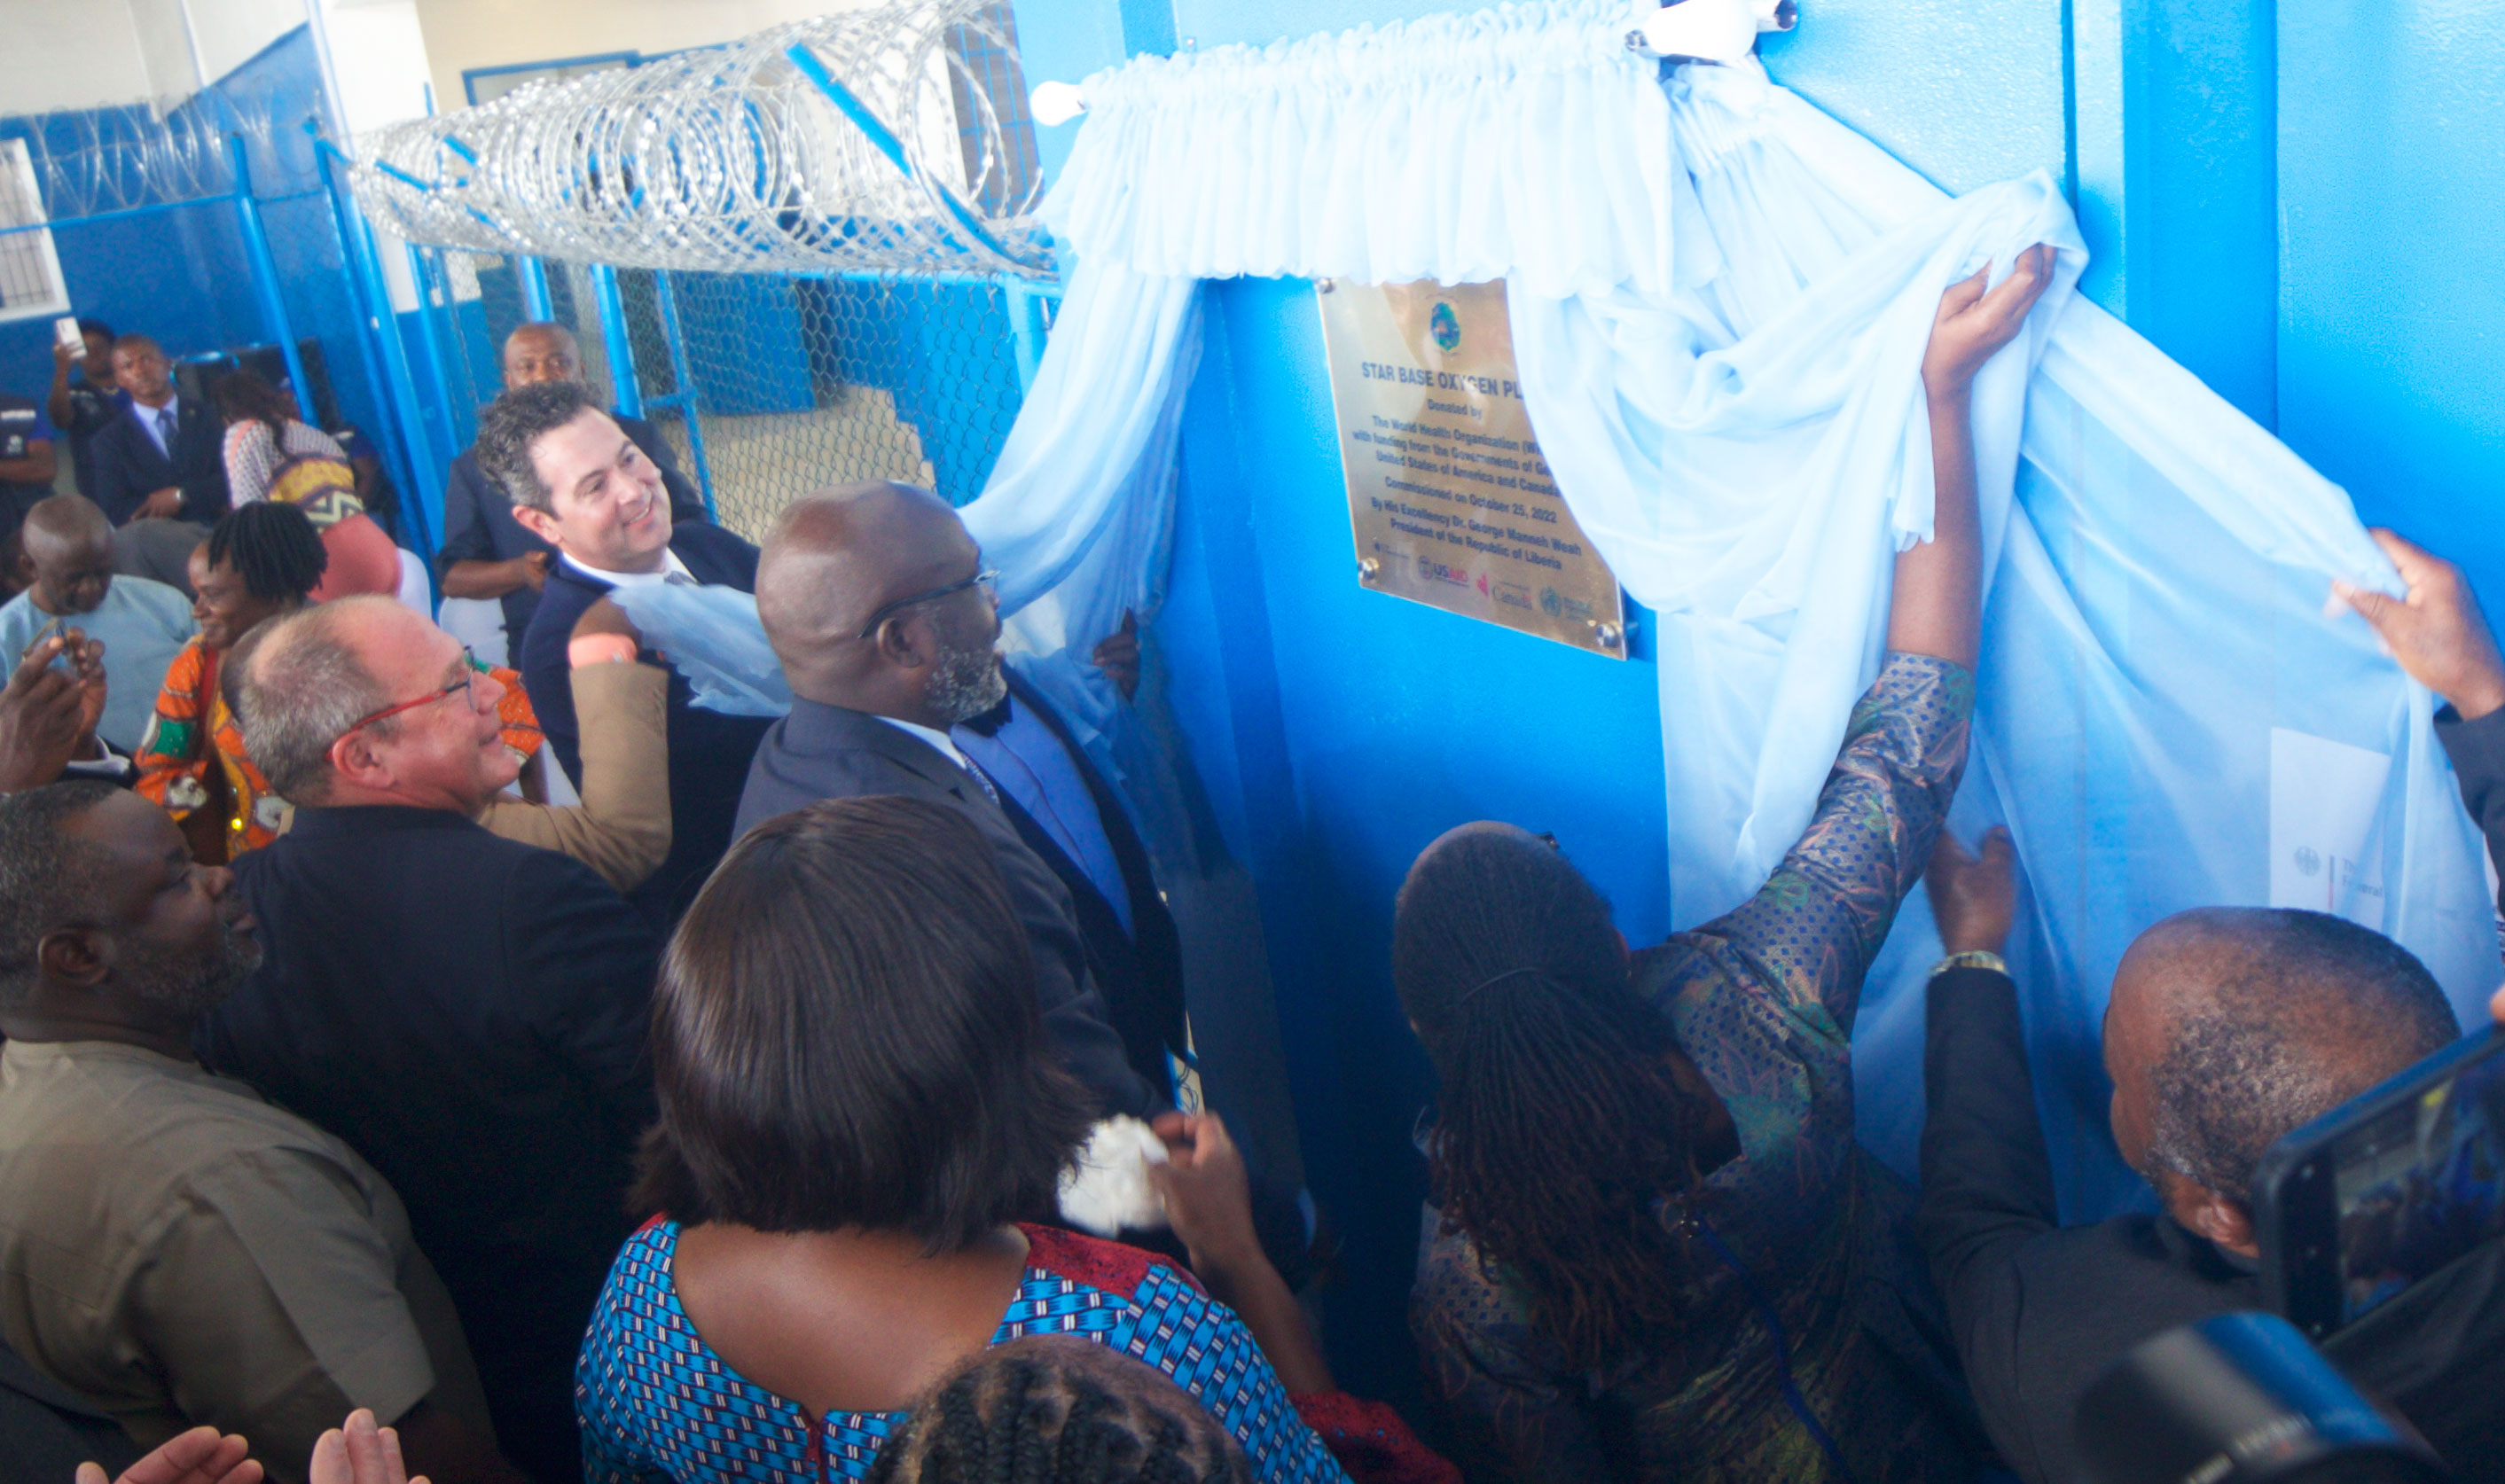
left=120, top=906, right=263, bottom=1019
left=927, top=632, right=1009, bottom=724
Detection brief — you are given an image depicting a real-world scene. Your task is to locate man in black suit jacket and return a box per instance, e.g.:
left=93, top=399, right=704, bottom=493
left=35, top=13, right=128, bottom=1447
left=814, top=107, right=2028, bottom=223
left=87, top=335, right=228, bottom=527
left=203, top=597, right=657, bottom=1484
left=736, top=482, right=1154, bottom=1119
left=439, top=322, right=711, bottom=652
left=1916, top=832, right=2502, bottom=1482
left=475, top=379, right=771, bottom=926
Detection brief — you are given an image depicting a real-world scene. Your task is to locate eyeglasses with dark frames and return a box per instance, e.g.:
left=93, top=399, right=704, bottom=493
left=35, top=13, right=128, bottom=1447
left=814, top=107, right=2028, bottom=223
left=854, top=568, right=1001, bottom=641
left=337, top=646, right=480, bottom=742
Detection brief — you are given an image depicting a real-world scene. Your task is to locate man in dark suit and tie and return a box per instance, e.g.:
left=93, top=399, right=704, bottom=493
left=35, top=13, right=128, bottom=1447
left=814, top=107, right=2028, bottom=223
left=438, top=322, right=712, bottom=657
left=736, top=482, right=1155, bottom=1120
left=205, top=595, right=657, bottom=1484
left=87, top=335, right=229, bottom=528
left=475, top=379, right=771, bottom=926
left=955, top=637, right=1188, bottom=1103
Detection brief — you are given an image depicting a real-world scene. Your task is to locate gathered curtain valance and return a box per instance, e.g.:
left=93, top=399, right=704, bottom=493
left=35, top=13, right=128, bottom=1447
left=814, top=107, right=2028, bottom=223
left=1045, top=1, right=1689, bottom=300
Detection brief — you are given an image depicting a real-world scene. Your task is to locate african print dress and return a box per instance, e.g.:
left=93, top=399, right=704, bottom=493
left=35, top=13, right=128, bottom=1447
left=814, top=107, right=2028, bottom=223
left=137, top=635, right=544, bottom=859
left=1411, top=652, right=1984, bottom=1484
left=578, top=1221, right=1403, bottom=1484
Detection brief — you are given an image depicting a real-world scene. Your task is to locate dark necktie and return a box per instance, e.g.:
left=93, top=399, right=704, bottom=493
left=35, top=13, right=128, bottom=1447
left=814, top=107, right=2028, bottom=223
left=157, top=407, right=176, bottom=449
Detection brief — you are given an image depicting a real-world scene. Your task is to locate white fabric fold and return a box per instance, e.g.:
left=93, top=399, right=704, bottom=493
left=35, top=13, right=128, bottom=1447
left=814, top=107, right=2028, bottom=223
left=1046, top=1, right=1687, bottom=300
left=639, top=3, right=2494, bottom=1211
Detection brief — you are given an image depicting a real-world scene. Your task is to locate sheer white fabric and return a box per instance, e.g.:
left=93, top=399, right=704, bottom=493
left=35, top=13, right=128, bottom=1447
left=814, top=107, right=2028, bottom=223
left=638, top=3, right=2495, bottom=1209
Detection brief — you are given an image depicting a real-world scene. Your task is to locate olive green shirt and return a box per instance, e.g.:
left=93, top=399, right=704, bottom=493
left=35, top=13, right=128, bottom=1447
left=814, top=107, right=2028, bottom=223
left=0, top=1039, right=490, bottom=1482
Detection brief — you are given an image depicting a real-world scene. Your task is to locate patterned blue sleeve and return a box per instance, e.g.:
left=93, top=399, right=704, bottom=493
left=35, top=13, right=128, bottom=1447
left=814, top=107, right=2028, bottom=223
left=1679, top=651, right=1972, bottom=1035
left=1019, top=1256, right=1352, bottom=1484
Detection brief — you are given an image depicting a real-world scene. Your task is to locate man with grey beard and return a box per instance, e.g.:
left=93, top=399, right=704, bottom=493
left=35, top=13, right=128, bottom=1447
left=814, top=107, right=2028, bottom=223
left=739, top=482, right=1155, bottom=1118
left=0, top=784, right=520, bottom=1483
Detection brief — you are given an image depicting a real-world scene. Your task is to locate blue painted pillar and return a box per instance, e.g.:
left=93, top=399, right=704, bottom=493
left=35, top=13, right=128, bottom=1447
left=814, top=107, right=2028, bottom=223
left=2069, top=0, right=2278, bottom=425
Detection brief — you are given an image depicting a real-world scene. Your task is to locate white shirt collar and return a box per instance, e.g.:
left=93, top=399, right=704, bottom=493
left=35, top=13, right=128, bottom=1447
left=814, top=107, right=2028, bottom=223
left=878, top=715, right=970, bottom=769
left=559, top=548, right=691, bottom=589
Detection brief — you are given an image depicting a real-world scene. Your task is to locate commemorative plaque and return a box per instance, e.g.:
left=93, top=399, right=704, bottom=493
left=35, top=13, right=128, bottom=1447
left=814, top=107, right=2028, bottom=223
left=1316, top=277, right=1625, bottom=657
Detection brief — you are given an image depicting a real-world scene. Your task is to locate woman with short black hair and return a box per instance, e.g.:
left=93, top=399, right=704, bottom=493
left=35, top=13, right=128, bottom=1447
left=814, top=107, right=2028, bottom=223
left=576, top=796, right=1366, bottom=1484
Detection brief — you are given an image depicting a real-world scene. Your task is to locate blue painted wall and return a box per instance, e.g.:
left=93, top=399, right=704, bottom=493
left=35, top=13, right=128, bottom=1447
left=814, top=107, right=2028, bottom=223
left=2277, top=0, right=2505, bottom=613
left=0, top=27, right=381, bottom=470
left=1010, top=0, right=2503, bottom=1404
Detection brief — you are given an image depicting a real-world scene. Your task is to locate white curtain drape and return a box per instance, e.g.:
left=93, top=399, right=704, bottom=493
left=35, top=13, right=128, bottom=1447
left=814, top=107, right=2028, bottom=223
left=634, top=0, right=2495, bottom=1211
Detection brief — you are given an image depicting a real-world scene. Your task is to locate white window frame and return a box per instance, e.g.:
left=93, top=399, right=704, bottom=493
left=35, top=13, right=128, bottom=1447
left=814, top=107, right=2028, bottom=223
left=0, top=138, right=72, bottom=325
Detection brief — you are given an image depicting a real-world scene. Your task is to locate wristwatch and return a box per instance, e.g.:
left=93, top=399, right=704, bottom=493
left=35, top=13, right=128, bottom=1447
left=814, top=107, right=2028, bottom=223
left=1928, top=949, right=2008, bottom=980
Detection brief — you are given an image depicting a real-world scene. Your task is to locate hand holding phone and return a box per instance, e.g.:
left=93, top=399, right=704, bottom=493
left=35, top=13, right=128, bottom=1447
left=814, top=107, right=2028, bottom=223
left=2258, top=1027, right=2505, bottom=1338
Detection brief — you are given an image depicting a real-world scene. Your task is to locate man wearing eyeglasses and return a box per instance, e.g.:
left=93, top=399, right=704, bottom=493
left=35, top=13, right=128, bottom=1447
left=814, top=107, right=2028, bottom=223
left=735, top=482, right=1155, bottom=1121
left=200, top=595, right=659, bottom=1484
left=475, top=379, right=771, bottom=927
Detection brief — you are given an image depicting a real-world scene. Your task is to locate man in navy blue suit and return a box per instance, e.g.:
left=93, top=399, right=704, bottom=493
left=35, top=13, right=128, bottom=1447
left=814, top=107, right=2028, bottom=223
left=437, top=322, right=713, bottom=656
left=475, top=379, right=770, bottom=926
left=86, top=335, right=229, bottom=528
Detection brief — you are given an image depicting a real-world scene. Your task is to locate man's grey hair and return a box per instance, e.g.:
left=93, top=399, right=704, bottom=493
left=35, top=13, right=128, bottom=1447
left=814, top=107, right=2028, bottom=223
left=0, top=781, right=121, bottom=1009
left=230, top=601, right=399, bottom=804
left=474, top=379, right=601, bottom=514
left=2146, top=909, right=2458, bottom=1206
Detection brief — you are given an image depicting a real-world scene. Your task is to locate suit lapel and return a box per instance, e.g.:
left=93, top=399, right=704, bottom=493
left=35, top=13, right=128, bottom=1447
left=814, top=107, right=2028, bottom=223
left=1001, top=668, right=1163, bottom=924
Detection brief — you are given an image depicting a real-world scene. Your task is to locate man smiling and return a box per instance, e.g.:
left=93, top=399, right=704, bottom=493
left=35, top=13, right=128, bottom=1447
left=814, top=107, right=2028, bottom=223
left=474, top=379, right=769, bottom=926
left=200, top=597, right=657, bottom=1482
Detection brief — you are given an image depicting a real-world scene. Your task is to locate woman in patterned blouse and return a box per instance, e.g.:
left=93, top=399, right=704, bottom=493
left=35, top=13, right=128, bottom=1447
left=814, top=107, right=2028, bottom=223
left=1397, top=249, right=2058, bottom=1483
left=579, top=795, right=1450, bottom=1484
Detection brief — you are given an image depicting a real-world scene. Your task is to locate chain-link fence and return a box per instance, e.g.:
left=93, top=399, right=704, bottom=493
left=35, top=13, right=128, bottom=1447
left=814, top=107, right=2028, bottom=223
left=409, top=246, right=1057, bottom=545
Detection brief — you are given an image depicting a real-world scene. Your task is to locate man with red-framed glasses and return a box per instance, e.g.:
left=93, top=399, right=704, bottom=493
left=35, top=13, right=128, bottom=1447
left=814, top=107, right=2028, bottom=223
left=197, top=594, right=660, bottom=1484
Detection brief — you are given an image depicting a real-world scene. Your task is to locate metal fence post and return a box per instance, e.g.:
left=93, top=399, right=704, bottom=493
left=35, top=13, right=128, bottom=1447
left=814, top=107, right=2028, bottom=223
left=225, top=134, right=314, bottom=410
left=651, top=270, right=717, bottom=520
left=518, top=256, right=554, bottom=321
left=317, top=141, right=446, bottom=560
left=401, top=243, right=466, bottom=471
left=588, top=263, right=642, bottom=418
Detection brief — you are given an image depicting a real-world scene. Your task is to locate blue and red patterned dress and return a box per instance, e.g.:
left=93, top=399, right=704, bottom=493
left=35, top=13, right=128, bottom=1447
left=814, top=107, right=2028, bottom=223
left=576, top=1221, right=1357, bottom=1483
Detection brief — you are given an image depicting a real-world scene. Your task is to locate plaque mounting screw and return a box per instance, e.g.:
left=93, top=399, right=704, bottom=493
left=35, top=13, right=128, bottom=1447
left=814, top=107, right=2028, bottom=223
left=1358, top=557, right=1381, bottom=582
left=1593, top=621, right=1624, bottom=649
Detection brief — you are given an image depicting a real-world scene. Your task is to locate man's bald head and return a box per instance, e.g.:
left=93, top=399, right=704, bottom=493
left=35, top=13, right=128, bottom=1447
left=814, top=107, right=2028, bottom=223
left=20, top=496, right=114, bottom=615
left=755, top=482, right=990, bottom=710
left=22, top=495, right=111, bottom=553
left=2107, top=908, right=2458, bottom=1211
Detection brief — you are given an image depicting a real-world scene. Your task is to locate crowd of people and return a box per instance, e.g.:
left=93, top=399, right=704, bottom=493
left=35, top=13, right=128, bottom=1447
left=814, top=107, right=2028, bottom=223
left=0, top=246, right=2497, bottom=1484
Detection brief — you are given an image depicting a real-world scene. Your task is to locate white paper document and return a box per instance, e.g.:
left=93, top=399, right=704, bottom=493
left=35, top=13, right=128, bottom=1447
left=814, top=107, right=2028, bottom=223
left=2270, top=728, right=2393, bottom=926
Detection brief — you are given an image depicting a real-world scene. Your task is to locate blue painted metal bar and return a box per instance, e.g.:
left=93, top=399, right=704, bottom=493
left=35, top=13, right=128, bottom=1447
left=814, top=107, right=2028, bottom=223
left=0, top=195, right=215, bottom=240
left=650, top=270, right=716, bottom=519
left=313, top=132, right=423, bottom=519
left=518, top=257, right=554, bottom=321
left=402, top=242, right=466, bottom=471
left=225, top=134, right=313, bottom=418
left=587, top=262, right=642, bottom=418
left=782, top=42, right=1022, bottom=266
left=1002, top=277, right=1056, bottom=393
left=317, top=140, right=447, bottom=562
left=375, top=160, right=434, bottom=191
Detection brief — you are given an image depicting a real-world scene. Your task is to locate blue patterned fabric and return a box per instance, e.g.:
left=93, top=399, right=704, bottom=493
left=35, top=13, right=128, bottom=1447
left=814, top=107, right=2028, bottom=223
left=1411, top=652, right=1982, bottom=1484
left=577, top=1221, right=1350, bottom=1483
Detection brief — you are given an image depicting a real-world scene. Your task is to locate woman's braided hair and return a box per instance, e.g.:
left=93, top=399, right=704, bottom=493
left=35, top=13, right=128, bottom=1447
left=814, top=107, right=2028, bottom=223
left=206, top=502, right=325, bottom=603
left=1394, top=824, right=1731, bottom=1371
left=865, top=1336, right=1253, bottom=1484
